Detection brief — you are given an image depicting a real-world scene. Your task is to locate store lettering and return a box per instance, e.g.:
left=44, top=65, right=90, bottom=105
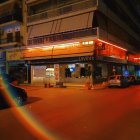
left=54, top=64, right=59, bottom=81
left=79, top=56, right=94, bottom=61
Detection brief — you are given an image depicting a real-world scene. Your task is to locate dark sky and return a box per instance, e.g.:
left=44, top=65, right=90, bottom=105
left=129, top=0, right=140, bottom=16
left=103, top=0, right=140, bottom=36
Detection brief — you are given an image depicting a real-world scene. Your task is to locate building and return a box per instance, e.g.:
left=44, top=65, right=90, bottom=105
left=24, top=0, right=140, bottom=85
left=1, top=0, right=139, bottom=85
left=0, top=0, right=27, bottom=83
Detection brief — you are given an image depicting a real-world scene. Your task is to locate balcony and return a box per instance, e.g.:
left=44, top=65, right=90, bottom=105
left=28, top=28, right=97, bottom=46
left=0, top=36, right=23, bottom=47
left=27, top=0, right=97, bottom=24
left=0, top=0, right=8, bottom=4
left=0, top=12, right=22, bottom=25
left=0, top=0, right=22, bottom=26
left=26, top=0, right=38, bottom=4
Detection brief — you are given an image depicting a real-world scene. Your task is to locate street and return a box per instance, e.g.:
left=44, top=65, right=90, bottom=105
left=0, top=85, right=140, bottom=140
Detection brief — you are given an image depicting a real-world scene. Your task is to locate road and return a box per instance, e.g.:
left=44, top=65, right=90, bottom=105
left=0, top=85, right=140, bottom=140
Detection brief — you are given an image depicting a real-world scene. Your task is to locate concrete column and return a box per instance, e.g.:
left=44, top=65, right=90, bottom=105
left=92, top=62, right=97, bottom=84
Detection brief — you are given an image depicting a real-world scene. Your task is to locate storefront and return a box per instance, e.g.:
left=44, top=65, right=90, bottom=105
left=29, top=56, right=126, bottom=85
left=30, top=56, right=94, bottom=85
left=128, top=54, right=140, bottom=77
left=6, top=49, right=28, bottom=83
left=24, top=39, right=129, bottom=85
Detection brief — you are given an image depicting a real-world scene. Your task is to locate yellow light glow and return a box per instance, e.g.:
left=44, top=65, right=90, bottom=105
left=89, top=41, right=94, bottom=44
left=41, top=47, right=53, bottom=50
left=82, top=41, right=94, bottom=45
left=27, top=42, right=80, bottom=50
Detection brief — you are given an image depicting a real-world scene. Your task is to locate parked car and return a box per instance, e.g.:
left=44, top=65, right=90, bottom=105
left=0, top=81, right=27, bottom=109
left=127, top=75, right=140, bottom=85
left=127, top=75, right=136, bottom=85
left=108, top=75, right=129, bottom=88
left=136, top=77, right=140, bottom=84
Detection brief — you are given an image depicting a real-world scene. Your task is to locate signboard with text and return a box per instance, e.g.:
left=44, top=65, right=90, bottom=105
left=54, top=64, right=59, bottom=82
left=94, top=42, right=105, bottom=50
left=6, top=50, right=23, bottom=61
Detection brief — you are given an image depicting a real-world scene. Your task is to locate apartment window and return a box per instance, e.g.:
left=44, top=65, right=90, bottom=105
left=7, top=33, right=13, bottom=43
left=60, top=5, right=72, bottom=14
left=15, top=31, right=20, bottom=42
left=28, top=0, right=54, bottom=15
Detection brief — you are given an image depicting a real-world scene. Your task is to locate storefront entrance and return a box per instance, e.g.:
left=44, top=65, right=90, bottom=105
left=31, top=63, right=93, bottom=85
left=59, top=63, right=92, bottom=84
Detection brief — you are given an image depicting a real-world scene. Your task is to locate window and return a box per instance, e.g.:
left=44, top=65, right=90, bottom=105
left=15, top=31, right=20, bottom=42
left=7, top=33, right=13, bottom=43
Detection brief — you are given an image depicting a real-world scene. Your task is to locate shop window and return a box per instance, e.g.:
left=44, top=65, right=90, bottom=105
left=80, top=67, right=86, bottom=77
left=63, top=63, right=92, bottom=79
left=68, top=64, right=76, bottom=73
left=65, top=66, right=71, bottom=77
left=46, top=68, right=54, bottom=77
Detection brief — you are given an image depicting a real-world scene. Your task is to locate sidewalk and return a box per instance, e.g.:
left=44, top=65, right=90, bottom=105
left=20, top=81, right=108, bottom=90
left=92, top=82, right=108, bottom=90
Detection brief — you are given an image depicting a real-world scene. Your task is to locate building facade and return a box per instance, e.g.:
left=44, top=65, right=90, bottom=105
left=0, top=0, right=140, bottom=85
left=24, top=0, right=140, bottom=85
left=0, top=0, right=28, bottom=83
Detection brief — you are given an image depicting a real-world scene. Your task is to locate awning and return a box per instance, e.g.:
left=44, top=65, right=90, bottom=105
left=59, top=12, right=94, bottom=32
left=28, top=11, right=94, bottom=38
left=28, top=21, right=54, bottom=38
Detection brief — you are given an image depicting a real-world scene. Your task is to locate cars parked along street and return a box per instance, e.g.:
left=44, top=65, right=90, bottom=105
left=127, top=75, right=140, bottom=85
left=0, top=75, right=27, bottom=109
left=108, top=75, right=129, bottom=88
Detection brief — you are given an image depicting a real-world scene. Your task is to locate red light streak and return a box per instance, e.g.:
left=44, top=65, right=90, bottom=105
left=97, top=39, right=127, bottom=51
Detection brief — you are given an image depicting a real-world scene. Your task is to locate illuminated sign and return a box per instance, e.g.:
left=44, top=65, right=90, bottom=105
left=54, top=64, right=59, bottom=81
left=94, top=42, right=105, bottom=50
left=97, top=39, right=127, bottom=51
left=6, top=50, right=23, bottom=60
left=79, top=56, right=94, bottom=61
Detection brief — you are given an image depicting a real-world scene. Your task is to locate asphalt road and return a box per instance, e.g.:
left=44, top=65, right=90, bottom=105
left=0, top=85, right=140, bottom=140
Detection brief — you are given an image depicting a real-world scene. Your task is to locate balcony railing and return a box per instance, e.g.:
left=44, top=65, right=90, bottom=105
left=0, top=15, right=22, bottom=24
left=0, top=0, right=8, bottom=4
left=0, top=36, right=23, bottom=45
left=0, top=14, right=22, bottom=24
left=28, top=28, right=97, bottom=46
left=27, top=0, right=97, bottom=23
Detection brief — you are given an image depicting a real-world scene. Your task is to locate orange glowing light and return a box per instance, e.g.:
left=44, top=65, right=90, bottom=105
left=27, top=42, right=80, bottom=50
left=97, top=39, right=127, bottom=51
left=82, top=41, right=94, bottom=45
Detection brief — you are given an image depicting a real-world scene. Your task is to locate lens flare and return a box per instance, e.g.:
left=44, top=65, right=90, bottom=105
left=1, top=79, right=59, bottom=140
